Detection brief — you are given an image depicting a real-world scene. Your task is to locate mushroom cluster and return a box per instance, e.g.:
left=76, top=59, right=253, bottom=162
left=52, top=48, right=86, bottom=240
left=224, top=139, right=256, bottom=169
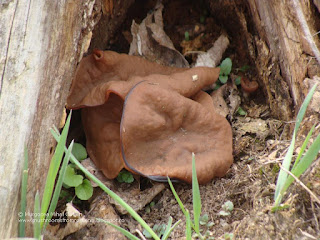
left=67, top=50, right=233, bottom=184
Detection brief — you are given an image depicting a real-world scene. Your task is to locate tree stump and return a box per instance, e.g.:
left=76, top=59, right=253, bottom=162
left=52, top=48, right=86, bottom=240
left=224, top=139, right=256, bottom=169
left=207, top=0, right=320, bottom=120
left=1, top=0, right=319, bottom=238
left=0, top=0, right=95, bottom=237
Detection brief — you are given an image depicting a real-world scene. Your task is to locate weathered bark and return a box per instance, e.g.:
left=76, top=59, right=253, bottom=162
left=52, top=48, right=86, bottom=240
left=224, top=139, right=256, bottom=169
left=0, top=0, right=96, bottom=237
left=89, top=0, right=135, bottom=51
left=247, top=0, right=320, bottom=113
left=207, top=0, right=320, bottom=120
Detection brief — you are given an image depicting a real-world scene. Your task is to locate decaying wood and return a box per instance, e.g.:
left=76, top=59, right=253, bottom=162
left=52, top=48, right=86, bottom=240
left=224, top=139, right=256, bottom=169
left=195, top=34, right=230, bottom=67
left=207, top=0, right=320, bottom=120
left=0, top=0, right=96, bottom=237
left=250, top=0, right=320, bottom=113
left=89, top=0, right=135, bottom=51
left=248, top=0, right=317, bottom=115
left=293, top=0, right=320, bottom=65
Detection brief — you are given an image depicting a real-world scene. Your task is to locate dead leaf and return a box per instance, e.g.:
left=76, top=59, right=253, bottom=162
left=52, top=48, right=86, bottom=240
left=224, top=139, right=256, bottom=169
left=233, top=117, right=270, bottom=139
left=89, top=194, right=126, bottom=239
left=129, top=3, right=189, bottom=68
left=44, top=203, right=88, bottom=240
left=67, top=193, right=127, bottom=240
left=59, top=108, right=67, bottom=129
left=211, top=85, right=229, bottom=118
left=210, top=82, right=241, bottom=118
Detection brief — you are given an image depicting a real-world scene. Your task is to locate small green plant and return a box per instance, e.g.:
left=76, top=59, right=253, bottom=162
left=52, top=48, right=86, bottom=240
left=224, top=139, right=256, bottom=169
left=218, top=200, right=234, bottom=216
left=59, top=189, right=73, bottom=202
left=219, top=58, right=232, bottom=84
left=19, top=147, right=29, bottom=238
left=143, top=223, right=167, bottom=238
left=234, top=76, right=241, bottom=86
left=75, top=179, right=93, bottom=200
left=273, top=83, right=320, bottom=211
left=145, top=201, right=156, bottom=213
left=200, top=9, right=208, bottom=24
left=236, top=106, right=246, bottom=116
left=185, top=31, right=190, bottom=41
left=117, top=169, right=134, bottom=183
left=224, top=232, right=234, bottom=240
left=19, top=112, right=74, bottom=239
left=199, top=214, right=209, bottom=226
left=234, top=64, right=250, bottom=87
left=198, top=214, right=215, bottom=239
left=200, top=15, right=206, bottom=24
left=72, top=143, right=87, bottom=160
left=62, top=143, right=93, bottom=200
left=64, top=165, right=84, bottom=187
left=238, top=65, right=250, bottom=72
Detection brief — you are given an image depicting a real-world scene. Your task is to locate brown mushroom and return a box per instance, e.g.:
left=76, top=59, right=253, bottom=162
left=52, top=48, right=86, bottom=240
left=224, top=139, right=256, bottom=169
left=67, top=50, right=233, bottom=184
left=240, top=76, right=259, bottom=93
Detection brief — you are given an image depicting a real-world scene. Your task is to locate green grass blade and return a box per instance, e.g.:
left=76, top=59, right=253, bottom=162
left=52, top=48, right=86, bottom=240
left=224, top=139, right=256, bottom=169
left=185, top=210, right=192, bottom=240
left=52, top=125, right=60, bottom=135
left=162, top=218, right=181, bottom=240
left=19, top=146, right=29, bottom=237
left=51, top=130, right=160, bottom=240
left=43, top=141, right=74, bottom=230
left=192, top=153, right=201, bottom=234
left=33, top=191, right=41, bottom=239
left=292, top=124, right=315, bottom=170
left=294, top=84, right=318, bottom=133
left=280, top=132, right=320, bottom=196
left=161, top=216, right=173, bottom=240
left=40, top=112, right=72, bottom=227
left=97, top=219, right=140, bottom=240
left=167, top=177, right=188, bottom=216
left=274, top=135, right=296, bottom=203
left=274, top=83, right=318, bottom=203
left=167, top=177, right=195, bottom=240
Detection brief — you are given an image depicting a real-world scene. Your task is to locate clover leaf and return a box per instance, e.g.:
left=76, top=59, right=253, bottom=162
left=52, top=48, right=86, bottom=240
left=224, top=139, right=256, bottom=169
left=63, top=165, right=83, bottom=187
left=220, top=58, right=232, bottom=76
left=71, top=143, right=87, bottom=161
left=75, top=179, right=93, bottom=200
left=117, top=169, right=134, bottom=183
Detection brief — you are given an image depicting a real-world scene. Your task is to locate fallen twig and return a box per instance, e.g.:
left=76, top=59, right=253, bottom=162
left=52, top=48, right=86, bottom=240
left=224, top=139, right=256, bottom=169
left=135, top=229, right=147, bottom=240
left=195, top=34, right=230, bottom=67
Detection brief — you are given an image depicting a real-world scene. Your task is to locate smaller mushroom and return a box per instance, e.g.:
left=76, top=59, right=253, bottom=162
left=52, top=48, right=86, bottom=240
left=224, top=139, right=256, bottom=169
left=240, top=76, right=259, bottom=93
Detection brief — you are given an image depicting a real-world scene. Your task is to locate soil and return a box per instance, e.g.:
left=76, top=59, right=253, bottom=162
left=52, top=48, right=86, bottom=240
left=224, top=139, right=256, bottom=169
left=60, top=0, right=320, bottom=239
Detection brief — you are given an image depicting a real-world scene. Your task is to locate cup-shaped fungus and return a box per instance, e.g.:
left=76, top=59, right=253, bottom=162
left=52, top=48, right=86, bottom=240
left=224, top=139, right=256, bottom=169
left=67, top=50, right=233, bottom=184
left=240, top=76, right=259, bottom=93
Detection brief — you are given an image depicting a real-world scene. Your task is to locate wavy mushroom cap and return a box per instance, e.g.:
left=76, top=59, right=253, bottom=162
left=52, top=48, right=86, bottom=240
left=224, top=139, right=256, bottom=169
left=67, top=50, right=183, bottom=108
left=67, top=50, right=233, bottom=184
